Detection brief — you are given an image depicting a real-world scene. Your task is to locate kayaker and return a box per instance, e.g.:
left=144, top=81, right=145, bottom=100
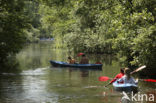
left=79, top=54, right=89, bottom=64
left=117, top=68, right=138, bottom=84
left=68, top=56, right=76, bottom=64
left=105, top=68, right=125, bottom=87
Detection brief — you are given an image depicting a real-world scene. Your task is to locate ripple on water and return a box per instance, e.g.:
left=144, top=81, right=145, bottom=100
left=0, top=67, right=49, bottom=76
left=20, top=67, right=48, bottom=76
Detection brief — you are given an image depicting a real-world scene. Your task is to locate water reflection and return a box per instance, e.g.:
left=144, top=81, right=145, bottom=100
left=0, top=74, right=23, bottom=103
left=80, top=70, right=89, bottom=77
left=47, top=67, right=122, bottom=103
left=20, top=68, right=59, bottom=103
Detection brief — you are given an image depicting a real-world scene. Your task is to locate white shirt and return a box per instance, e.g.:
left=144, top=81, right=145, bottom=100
left=117, top=75, right=137, bottom=84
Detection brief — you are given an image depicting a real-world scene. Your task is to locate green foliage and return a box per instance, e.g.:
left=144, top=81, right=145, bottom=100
left=23, top=1, right=53, bottom=42
left=113, top=3, right=156, bottom=67
left=0, top=0, right=28, bottom=65
left=0, top=0, right=155, bottom=71
left=39, top=0, right=156, bottom=68
left=24, top=26, right=40, bottom=43
left=23, top=1, right=41, bottom=42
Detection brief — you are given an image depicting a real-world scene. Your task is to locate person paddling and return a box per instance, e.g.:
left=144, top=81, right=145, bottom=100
left=79, top=54, right=89, bottom=64
left=68, top=56, right=76, bottom=64
left=105, top=68, right=125, bottom=87
left=117, top=68, right=138, bottom=84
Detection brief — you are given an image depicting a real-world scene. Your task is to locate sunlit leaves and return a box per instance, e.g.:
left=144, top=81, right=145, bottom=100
left=38, top=0, right=156, bottom=68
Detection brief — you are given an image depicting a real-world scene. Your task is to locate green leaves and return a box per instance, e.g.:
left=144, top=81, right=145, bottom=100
left=38, top=0, right=156, bottom=68
left=0, top=0, right=29, bottom=65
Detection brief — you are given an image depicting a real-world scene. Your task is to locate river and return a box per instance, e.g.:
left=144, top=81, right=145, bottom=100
left=0, top=41, right=155, bottom=103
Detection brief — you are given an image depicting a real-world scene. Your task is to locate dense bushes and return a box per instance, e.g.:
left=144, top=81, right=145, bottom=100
left=0, top=0, right=28, bottom=65
left=39, top=0, right=156, bottom=68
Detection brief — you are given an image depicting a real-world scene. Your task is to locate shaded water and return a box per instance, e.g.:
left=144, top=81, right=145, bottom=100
left=0, top=41, right=155, bottom=103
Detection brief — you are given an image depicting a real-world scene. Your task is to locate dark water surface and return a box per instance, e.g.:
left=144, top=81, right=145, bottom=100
left=0, top=42, right=155, bottom=103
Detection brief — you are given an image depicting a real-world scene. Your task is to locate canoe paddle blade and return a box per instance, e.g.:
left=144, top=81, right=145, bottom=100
left=131, top=65, right=146, bottom=74
left=143, top=79, right=156, bottom=82
left=135, top=65, right=146, bottom=72
left=99, top=76, right=110, bottom=81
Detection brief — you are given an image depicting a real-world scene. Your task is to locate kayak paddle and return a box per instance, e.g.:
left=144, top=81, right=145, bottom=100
left=130, top=65, right=146, bottom=74
left=98, top=76, right=112, bottom=81
left=99, top=76, right=156, bottom=83
left=142, top=79, right=156, bottom=82
left=99, top=65, right=146, bottom=81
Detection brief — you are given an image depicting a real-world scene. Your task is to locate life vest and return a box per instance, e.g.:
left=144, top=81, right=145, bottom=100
left=69, top=59, right=76, bottom=64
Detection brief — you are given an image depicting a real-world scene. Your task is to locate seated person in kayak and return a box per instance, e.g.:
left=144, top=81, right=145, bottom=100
left=105, top=68, right=124, bottom=87
left=117, top=68, right=138, bottom=84
left=68, top=56, right=76, bottom=64
left=79, top=54, right=89, bottom=64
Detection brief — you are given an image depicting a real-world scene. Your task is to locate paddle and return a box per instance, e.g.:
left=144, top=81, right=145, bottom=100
left=100, top=76, right=119, bottom=87
left=100, top=65, right=147, bottom=87
left=99, top=76, right=156, bottom=82
left=142, top=79, right=156, bottom=82
left=130, top=65, right=146, bottom=74
left=99, top=65, right=146, bottom=82
left=98, top=76, right=112, bottom=81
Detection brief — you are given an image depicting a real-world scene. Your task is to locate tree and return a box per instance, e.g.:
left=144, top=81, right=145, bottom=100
left=0, top=0, right=28, bottom=68
left=38, top=0, right=156, bottom=70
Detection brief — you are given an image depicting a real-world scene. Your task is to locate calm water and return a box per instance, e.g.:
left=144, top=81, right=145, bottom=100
left=0, top=42, right=155, bottom=103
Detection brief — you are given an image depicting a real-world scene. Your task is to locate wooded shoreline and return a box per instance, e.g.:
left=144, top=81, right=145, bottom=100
left=0, top=0, right=155, bottom=76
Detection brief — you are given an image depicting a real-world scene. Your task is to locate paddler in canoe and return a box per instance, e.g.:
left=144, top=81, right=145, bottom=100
left=113, top=68, right=138, bottom=93
left=79, top=54, right=89, bottom=64
left=105, top=67, right=139, bottom=87
left=68, top=53, right=90, bottom=64
left=117, top=68, right=138, bottom=84
left=102, top=65, right=146, bottom=87
left=68, top=56, right=76, bottom=64
left=115, top=65, right=146, bottom=84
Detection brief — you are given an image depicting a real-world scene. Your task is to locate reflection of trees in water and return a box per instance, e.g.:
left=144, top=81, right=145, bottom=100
left=0, top=75, right=23, bottom=102
left=80, top=70, right=89, bottom=77
left=0, top=56, right=21, bottom=73
left=16, top=44, right=42, bottom=70
left=68, top=69, right=89, bottom=78
left=16, top=42, right=56, bottom=70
